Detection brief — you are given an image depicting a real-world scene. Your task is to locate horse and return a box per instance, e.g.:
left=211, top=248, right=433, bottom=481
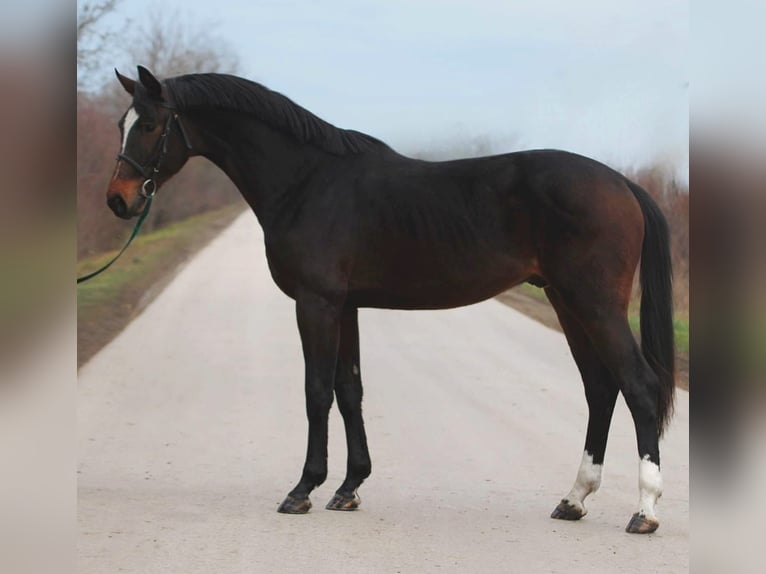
left=107, top=66, right=675, bottom=534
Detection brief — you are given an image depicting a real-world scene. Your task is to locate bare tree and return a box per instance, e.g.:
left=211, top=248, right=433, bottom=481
left=77, top=0, right=126, bottom=90
left=129, top=9, right=239, bottom=78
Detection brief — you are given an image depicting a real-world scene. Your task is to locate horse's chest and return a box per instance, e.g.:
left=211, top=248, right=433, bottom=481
left=264, top=236, right=352, bottom=300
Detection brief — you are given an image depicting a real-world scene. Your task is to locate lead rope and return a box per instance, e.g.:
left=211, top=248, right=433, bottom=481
left=76, top=194, right=154, bottom=284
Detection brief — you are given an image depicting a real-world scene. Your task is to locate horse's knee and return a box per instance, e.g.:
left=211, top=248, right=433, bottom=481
left=336, top=390, right=362, bottom=417
left=306, top=384, right=334, bottom=417
left=335, top=375, right=363, bottom=417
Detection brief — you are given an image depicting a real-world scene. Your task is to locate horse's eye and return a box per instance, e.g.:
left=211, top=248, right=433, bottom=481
left=140, top=122, right=156, bottom=133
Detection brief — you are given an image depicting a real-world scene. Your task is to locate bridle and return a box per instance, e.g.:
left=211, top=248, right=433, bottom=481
left=117, top=102, right=193, bottom=199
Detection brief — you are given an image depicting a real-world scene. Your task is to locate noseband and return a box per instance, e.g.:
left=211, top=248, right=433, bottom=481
left=117, top=103, right=193, bottom=198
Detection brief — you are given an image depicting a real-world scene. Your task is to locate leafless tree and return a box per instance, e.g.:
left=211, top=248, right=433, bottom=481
left=129, top=9, right=239, bottom=78
left=77, top=0, right=126, bottom=90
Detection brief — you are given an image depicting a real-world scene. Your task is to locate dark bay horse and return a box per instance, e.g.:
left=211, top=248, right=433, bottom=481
left=108, top=66, right=675, bottom=534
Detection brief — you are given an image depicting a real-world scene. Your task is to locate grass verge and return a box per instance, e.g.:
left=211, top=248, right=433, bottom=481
left=496, top=283, right=689, bottom=390
left=77, top=204, right=245, bottom=368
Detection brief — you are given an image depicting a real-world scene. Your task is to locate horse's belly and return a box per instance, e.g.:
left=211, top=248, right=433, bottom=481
left=348, top=252, right=534, bottom=310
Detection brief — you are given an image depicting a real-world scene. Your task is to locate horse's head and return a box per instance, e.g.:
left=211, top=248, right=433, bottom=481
left=108, top=66, right=192, bottom=219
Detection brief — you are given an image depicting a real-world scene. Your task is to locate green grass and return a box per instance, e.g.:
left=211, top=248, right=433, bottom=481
left=77, top=204, right=244, bottom=366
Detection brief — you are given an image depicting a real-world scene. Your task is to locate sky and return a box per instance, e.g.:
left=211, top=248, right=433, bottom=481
left=85, top=0, right=689, bottom=179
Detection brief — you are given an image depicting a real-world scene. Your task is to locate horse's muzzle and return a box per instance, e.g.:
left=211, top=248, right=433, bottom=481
left=107, top=194, right=131, bottom=219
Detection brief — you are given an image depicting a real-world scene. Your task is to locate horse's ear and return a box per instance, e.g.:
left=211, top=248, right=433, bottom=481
left=137, top=65, right=163, bottom=100
left=115, top=69, right=136, bottom=95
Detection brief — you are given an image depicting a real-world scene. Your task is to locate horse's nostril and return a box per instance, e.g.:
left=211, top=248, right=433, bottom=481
left=107, top=195, right=128, bottom=217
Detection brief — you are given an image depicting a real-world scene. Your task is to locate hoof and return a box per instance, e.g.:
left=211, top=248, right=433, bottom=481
left=325, top=491, right=360, bottom=511
left=550, top=499, right=586, bottom=521
left=277, top=495, right=312, bottom=514
left=625, top=512, right=659, bottom=534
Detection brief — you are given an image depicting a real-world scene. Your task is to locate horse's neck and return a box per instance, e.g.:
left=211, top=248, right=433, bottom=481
left=192, top=111, right=330, bottom=229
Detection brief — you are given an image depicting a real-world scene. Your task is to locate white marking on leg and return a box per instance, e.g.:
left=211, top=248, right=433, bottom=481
left=563, top=451, right=602, bottom=514
left=352, top=365, right=359, bottom=376
left=637, top=454, right=663, bottom=520
left=121, top=107, right=139, bottom=153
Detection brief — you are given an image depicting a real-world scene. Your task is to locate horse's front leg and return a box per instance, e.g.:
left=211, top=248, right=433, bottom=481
left=277, top=292, right=342, bottom=514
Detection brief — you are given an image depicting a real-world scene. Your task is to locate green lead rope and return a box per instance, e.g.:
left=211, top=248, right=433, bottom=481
left=77, top=196, right=153, bottom=284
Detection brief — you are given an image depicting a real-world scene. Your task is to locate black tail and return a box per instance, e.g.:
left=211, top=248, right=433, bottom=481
left=626, top=180, right=676, bottom=438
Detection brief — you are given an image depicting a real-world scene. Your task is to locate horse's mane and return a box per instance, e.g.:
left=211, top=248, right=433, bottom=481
left=164, top=73, right=388, bottom=156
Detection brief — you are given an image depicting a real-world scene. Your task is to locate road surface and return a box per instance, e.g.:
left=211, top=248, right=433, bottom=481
left=78, top=213, right=689, bottom=573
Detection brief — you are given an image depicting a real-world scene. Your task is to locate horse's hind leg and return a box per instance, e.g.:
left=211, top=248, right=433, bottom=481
left=326, top=306, right=372, bottom=511
left=546, top=287, right=619, bottom=522
left=550, top=287, right=664, bottom=533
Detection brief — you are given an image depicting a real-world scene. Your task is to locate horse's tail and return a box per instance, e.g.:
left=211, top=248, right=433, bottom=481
left=626, top=179, right=676, bottom=438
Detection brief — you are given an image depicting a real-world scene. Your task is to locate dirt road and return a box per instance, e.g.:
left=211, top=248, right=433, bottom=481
left=78, top=213, right=689, bottom=573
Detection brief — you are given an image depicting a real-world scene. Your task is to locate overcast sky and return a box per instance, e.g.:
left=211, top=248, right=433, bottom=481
left=89, top=0, right=688, bottom=178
